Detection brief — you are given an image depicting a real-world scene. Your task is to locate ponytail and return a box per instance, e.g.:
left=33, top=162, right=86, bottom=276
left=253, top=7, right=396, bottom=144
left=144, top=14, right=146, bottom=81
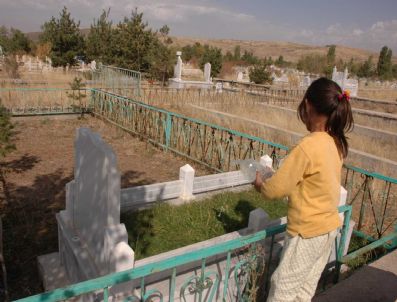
left=326, top=92, right=353, bottom=158
left=298, top=78, right=354, bottom=158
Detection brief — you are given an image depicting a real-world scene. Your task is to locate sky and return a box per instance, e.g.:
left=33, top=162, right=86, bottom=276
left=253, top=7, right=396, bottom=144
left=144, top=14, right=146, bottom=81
left=0, top=0, right=396, bottom=54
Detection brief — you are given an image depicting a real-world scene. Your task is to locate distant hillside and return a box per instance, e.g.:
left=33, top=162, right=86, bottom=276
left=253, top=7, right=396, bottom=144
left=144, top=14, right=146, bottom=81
left=171, top=36, right=387, bottom=63
left=26, top=30, right=395, bottom=64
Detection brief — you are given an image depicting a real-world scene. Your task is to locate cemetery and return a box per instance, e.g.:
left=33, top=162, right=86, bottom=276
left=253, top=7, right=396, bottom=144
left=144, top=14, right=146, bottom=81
left=0, top=11, right=396, bottom=299
left=0, top=58, right=395, bottom=302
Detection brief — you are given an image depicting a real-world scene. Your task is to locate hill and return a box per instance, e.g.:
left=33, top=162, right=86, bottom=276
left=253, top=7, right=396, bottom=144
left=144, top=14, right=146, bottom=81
left=171, top=36, right=384, bottom=63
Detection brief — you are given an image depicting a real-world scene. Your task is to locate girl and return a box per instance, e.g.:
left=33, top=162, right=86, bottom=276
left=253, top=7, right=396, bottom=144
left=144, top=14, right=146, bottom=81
left=254, top=77, right=354, bottom=302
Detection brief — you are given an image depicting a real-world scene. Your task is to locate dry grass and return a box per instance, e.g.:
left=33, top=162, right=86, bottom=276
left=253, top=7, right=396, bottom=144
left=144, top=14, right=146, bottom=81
left=358, top=88, right=397, bottom=102
left=135, top=89, right=397, bottom=176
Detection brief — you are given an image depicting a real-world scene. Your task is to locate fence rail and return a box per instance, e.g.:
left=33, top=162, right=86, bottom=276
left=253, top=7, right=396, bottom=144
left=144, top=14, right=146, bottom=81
left=90, top=89, right=397, bottom=240
left=13, top=206, right=352, bottom=302
left=0, top=88, right=89, bottom=116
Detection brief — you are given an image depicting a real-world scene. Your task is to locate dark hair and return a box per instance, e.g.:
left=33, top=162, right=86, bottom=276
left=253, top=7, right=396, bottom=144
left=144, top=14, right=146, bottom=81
left=298, top=77, right=354, bottom=158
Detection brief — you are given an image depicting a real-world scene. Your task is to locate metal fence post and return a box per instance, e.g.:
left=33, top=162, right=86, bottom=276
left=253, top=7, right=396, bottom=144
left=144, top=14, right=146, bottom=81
left=165, top=113, right=172, bottom=151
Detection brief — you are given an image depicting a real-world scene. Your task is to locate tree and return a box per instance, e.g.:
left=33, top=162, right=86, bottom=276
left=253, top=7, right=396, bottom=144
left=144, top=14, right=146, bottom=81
left=393, top=64, right=397, bottom=79
left=68, top=77, right=86, bottom=118
left=249, top=64, right=272, bottom=84
left=297, top=54, right=328, bottom=75
left=326, top=45, right=336, bottom=65
left=199, top=45, right=223, bottom=77
left=86, top=9, right=113, bottom=64
left=233, top=45, right=241, bottom=60
left=112, top=9, right=158, bottom=71
left=40, top=6, right=85, bottom=67
left=0, top=26, right=31, bottom=54
left=357, top=56, right=375, bottom=78
left=0, top=99, right=15, bottom=158
left=241, top=50, right=260, bottom=64
left=275, top=55, right=285, bottom=67
left=8, top=29, right=31, bottom=53
left=377, top=46, right=393, bottom=80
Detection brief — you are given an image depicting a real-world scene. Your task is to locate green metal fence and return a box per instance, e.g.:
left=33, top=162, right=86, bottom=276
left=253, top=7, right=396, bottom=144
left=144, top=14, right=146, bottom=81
left=13, top=206, right=352, bottom=302
left=90, top=89, right=397, bottom=240
left=92, top=64, right=141, bottom=97
left=0, top=88, right=89, bottom=116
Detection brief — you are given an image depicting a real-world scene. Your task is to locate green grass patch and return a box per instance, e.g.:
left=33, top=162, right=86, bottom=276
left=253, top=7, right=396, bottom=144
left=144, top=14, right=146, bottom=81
left=121, top=189, right=287, bottom=260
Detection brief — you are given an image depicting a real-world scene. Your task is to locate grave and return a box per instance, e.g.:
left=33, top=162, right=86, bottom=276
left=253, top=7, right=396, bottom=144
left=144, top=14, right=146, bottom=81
left=168, top=51, right=213, bottom=89
left=37, top=128, right=354, bottom=301
left=332, top=66, right=359, bottom=97
left=38, top=128, right=134, bottom=296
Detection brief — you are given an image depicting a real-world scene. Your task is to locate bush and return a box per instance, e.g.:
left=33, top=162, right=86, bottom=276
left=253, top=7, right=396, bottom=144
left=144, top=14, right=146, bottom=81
left=249, top=64, right=272, bottom=84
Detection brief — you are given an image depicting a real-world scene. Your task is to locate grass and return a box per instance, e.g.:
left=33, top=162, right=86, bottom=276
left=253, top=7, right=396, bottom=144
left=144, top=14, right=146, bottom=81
left=345, top=234, right=388, bottom=270
left=121, top=189, right=287, bottom=260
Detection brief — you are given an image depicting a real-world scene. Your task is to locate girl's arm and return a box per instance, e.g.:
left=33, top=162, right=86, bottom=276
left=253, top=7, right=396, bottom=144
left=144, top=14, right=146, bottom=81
left=254, top=145, right=310, bottom=199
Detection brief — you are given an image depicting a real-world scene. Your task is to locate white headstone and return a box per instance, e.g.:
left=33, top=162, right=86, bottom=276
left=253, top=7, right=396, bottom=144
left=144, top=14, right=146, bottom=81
left=58, top=128, right=134, bottom=284
left=204, top=62, right=211, bottom=82
left=91, top=60, right=96, bottom=70
left=174, top=51, right=183, bottom=80
left=215, top=82, right=223, bottom=93
left=237, top=71, right=244, bottom=82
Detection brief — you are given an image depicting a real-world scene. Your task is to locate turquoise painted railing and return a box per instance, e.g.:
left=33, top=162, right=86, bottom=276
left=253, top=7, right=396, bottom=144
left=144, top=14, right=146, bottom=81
left=92, top=64, right=141, bottom=97
left=0, top=88, right=90, bottom=116
left=13, top=206, right=352, bottom=302
left=90, top=89, right=397, bottom=239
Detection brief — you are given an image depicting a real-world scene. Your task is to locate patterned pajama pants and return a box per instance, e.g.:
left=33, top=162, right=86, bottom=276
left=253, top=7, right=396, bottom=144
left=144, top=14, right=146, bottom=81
left=267, top=229, right=338, bottom=302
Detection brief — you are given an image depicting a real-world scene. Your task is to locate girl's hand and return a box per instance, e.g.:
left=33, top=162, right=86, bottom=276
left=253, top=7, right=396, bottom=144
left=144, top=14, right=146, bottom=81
left=253, top=171, right=263, bottom=192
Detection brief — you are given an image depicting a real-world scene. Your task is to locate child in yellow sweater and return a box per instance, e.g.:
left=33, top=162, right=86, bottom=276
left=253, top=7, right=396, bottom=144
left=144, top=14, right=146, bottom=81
left=254, top=77, right=354, bottom=302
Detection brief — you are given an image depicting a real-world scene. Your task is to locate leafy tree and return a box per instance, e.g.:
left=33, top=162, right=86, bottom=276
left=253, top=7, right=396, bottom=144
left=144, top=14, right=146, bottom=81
left=68, top=77, right=86, bottom=118
left=326, top=45, right=336, bottom=65
left=275, top=55, right=285, bottom=67
left=40, top=6, right=85, bottom=67
left=249, top=64, right=272, bottom=84
left=393, top=64, right=397, bottom=79
left=241, top=50, right=260, bottom=64
left=199, top=45, right=222, bottom=77
left=297, top=54, right=328, bottom=75
left=8, top=29, right=31, bottom=53
left=148, top=25, right=174, bottom=84
left=181, top=45, right=194, bottom=62
left=0, top=26, right=31, bottom=54
left=223, top=50, right=234, bottom=62
left=233, top=45, right=241, bottom=60
left=377, top=46, right=393, bottom=80
left=86, top=9, right=113, bottom=64
left=357, top=56, right=375, bottom=78
left=0, top=99, right=15, bottom=158
left=0, top=26, right=8, bottom=52
left=112, top=9, right=158, bottom=71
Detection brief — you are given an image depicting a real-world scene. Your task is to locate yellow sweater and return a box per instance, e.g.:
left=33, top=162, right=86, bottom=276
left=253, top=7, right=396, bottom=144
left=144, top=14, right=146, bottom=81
left=262, top=131, right=342, bottom=238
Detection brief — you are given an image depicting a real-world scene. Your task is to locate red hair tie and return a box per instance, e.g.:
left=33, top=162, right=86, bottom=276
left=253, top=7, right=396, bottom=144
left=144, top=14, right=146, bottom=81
left=338, top=90, right=350, bottom=102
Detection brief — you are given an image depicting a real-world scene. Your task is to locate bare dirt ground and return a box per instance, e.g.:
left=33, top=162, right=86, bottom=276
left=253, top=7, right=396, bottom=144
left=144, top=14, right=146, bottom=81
left=0, top=115, right=209, bottom=299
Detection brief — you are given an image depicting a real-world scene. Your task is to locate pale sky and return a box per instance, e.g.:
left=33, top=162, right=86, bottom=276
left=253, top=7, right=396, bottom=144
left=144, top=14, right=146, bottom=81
left=0, top=0, right=396, bottom=54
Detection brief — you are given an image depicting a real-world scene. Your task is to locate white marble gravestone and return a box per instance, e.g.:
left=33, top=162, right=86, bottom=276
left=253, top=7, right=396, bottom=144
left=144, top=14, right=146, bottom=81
left=174, top=51, right=182, bottom=80
left=57, top=128, right=134, bottom=284
left=236, top=71, right=244, bottom=82
left=204, top=62, right=211, bottom=82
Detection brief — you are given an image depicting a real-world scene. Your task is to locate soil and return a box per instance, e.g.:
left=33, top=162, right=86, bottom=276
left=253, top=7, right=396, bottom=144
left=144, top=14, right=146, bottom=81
left=0, top=115, right=209, bottom=300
